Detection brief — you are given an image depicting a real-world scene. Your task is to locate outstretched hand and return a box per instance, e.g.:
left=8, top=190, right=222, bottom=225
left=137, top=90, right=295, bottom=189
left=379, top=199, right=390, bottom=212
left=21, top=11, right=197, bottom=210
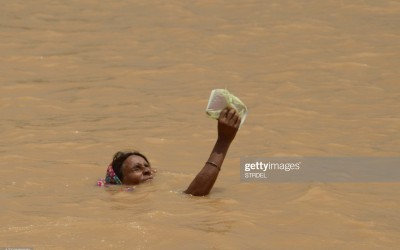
left=217, top=107, right=241, bottom=144
left=184, top=107, right=241, bottom=196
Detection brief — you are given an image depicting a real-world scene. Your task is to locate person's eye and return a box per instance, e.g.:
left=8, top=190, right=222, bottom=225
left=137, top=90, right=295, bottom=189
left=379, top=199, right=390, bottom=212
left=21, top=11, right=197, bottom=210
left=132, top=166, right=141, bottom=172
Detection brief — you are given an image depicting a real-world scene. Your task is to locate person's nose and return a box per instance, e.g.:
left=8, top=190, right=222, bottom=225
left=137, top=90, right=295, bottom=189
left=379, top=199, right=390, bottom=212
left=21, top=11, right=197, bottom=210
left=143, top=167, right=152, bottom=176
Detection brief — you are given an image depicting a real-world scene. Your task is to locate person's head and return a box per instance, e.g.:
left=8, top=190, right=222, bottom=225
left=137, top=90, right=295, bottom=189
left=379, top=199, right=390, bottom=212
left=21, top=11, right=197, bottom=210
left=111, top=151, right=155, bottom=185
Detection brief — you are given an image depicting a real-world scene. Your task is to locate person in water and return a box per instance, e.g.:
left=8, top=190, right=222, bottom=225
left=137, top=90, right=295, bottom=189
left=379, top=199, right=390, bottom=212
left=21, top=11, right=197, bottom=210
left=101, top=107, right=241, bottom=196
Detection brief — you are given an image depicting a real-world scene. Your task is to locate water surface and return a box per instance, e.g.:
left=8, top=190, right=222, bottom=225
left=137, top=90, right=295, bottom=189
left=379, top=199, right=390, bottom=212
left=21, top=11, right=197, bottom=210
left=1, top=0, right=399, bottom=249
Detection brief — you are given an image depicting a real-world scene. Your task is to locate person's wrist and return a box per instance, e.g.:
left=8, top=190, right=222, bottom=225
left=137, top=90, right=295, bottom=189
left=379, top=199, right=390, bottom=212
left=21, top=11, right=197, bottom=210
left=216, top=137, right=233, bottom=146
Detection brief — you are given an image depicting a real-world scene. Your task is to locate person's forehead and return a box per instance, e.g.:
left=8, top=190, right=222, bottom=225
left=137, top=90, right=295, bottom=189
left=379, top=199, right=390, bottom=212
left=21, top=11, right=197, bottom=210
left=125, top=155, right=147, bottom=164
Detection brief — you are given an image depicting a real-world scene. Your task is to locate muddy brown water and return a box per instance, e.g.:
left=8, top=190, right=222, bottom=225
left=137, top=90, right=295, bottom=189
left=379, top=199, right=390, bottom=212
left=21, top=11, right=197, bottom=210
left=1, top=0, right=399, bottom=249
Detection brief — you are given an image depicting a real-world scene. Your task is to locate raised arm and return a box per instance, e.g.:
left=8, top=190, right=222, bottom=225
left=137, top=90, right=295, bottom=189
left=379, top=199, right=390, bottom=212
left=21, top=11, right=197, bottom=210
left=184, top=107, right=241, bottom=196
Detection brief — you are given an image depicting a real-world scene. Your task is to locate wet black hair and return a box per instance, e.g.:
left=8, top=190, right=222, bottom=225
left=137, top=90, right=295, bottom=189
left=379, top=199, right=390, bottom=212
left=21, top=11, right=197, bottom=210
left=111, top=151, right=150, bottom=181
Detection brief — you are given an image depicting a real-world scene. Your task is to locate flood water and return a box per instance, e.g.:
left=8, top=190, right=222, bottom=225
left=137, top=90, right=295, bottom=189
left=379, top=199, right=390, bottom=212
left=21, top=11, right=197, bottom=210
left=1, top=0, right=399, bottom=249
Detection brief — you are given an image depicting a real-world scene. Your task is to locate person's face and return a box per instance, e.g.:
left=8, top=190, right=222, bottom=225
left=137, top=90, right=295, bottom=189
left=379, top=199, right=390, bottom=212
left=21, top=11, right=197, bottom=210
left=121, top=155, right=155, bottom=185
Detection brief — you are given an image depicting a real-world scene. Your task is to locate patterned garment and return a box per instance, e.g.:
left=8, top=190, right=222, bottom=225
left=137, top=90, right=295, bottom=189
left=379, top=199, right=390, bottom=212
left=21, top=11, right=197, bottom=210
left=105, top=164, right=122, bottom=184
left=97, top=164, right=134, bottom=191
left=97, top=164, right=122, bottom=187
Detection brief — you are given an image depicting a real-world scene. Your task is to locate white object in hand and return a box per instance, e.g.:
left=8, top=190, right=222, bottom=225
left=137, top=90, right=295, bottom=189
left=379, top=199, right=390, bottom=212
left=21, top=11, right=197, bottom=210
left=206, top=89, right=248, bottom=127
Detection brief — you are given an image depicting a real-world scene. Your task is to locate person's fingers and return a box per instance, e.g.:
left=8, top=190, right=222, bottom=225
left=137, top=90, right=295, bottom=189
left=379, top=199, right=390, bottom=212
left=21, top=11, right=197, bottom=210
left=231, top=112, right=239, bottom=125
left=226, top=108, right=236, bottom=120
left=234, top=115, right=241, bottom=128
left=219, top=108, right=228, bottom=120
